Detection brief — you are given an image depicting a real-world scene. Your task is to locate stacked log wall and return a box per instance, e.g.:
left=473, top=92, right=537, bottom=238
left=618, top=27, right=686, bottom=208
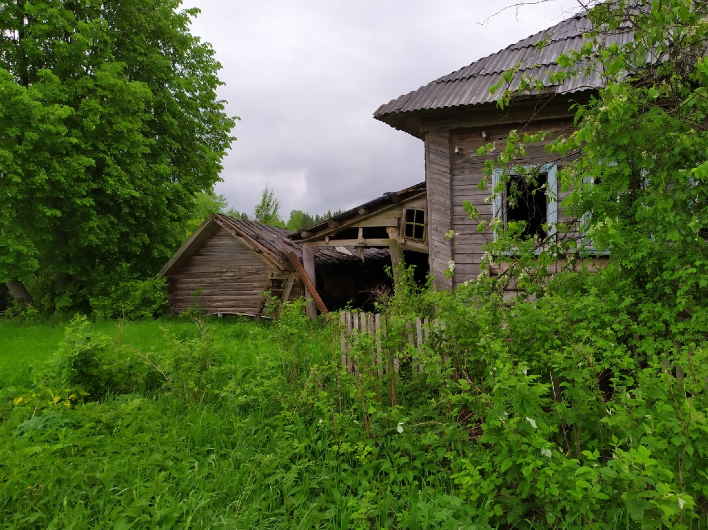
left=167, top=227, right=299, bottom=316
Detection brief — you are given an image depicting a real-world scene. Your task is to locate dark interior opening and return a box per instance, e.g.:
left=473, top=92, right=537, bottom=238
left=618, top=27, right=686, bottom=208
left=506, top=173, right=547, bottom=238
left=363, top=226, right=389, bottom=239
left=403, top=250, right=430, bottom=287
left=318, top=255, right=392, bottom=313
left=331, top=227, right=359, bottom=240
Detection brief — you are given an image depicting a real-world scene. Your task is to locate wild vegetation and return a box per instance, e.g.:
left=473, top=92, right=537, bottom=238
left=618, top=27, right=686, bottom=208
left=0, top=0, right=236, bottom=314
left=1, top=265, right=707, bottom=529
left=2, top=0, right=708, bottom=528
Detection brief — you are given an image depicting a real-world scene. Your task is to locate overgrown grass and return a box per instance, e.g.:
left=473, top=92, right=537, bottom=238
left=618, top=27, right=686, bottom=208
left=0, top=318, right=207, bottom=388
left=1, top=283, right=707, bottom=530
left=0, top=314, right=474, bottom=529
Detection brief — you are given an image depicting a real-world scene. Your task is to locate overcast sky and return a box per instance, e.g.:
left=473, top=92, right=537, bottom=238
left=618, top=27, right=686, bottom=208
left=186, top=0, right=581, bottom=219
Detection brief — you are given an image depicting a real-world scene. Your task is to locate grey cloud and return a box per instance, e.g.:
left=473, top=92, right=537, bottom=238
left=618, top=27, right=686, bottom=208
left=186, top=0, right=580, bottom=218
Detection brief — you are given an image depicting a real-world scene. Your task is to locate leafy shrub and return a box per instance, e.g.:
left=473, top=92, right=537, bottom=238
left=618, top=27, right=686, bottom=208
left=90, top=276, right=168, bottom=320
left=39, top=315, right=144, bottom=400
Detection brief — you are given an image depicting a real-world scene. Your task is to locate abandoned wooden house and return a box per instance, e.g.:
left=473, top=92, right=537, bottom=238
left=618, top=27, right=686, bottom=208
left=290, top=182, right=428, bottom=318
left=374, top=11, right=616, bottom=290
left=160, top=214, right=389, bottom=318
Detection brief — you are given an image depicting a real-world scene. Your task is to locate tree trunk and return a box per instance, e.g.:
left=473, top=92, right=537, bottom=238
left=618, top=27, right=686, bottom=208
left=6, top=279, right=32, bottom=310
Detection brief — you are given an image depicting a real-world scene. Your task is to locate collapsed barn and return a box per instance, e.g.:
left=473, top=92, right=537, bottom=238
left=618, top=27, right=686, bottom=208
left=290, top=183, right=428, bottom=319
left=160, top=214, right=389, bottom=318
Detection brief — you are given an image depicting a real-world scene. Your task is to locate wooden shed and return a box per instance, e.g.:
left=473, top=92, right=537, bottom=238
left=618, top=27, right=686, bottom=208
left=374, top=11, right=618, bottom=290
left=160, top=214, right=389, bottom=317
left=290, top=182, right=428, bottom=318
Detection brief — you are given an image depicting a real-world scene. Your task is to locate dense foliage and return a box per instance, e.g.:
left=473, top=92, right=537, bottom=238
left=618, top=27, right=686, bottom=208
left=449, top=0, right=708, bottom=526
left=1, top=266, right=707, bottom=528
left=0, top=0, right=235, bottom=313
left=2, top=1, right=707, bottom=528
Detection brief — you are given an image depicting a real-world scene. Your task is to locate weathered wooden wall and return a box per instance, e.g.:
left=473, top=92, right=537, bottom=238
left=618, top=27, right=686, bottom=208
left=167, top=227, right=302, bottom=316
left=426, top=117, right=576, bottom=288
left=425, top=130, right=453, bottom=291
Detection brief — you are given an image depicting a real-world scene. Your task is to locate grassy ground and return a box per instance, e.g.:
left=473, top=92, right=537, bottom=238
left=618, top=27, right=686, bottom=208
left=0, top=318, right=207, bottom=388
left=0, top=315, right=473, bottom=530
left=2, top=314, right=705, bottom=529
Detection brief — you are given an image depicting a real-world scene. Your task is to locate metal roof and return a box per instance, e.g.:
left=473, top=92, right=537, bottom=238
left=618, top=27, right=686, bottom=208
left=374, top=10, right=632, bottom=129
left=290, top=182, right=426, bottom=241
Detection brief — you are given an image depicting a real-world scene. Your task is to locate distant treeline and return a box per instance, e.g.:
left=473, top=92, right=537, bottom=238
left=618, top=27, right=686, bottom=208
left=188, top=187, right=343, bottom=234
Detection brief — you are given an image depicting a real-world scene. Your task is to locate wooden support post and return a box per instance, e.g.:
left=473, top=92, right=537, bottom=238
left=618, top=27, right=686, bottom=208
left=386, top=227, right=405, bottom=287
left=302, top=243, right=317, bottom=320
left=287, top=250, right=328, bottom=319
left=281, top=273, right=296, bottom=303
left=346, top=311, right=353, bottom=372
left=341, top=312, right=348, bottom=369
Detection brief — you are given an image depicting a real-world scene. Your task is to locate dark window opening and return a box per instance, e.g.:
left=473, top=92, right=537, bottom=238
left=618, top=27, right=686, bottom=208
left=506, top=174, right=547, bottom=239
left=363, top=226, right=389, bottom=239
left=404, top=209, right=426, bottom=240
left=330, top=227, right=359, bottom=240
left=404, top=250, right=430, bottom=287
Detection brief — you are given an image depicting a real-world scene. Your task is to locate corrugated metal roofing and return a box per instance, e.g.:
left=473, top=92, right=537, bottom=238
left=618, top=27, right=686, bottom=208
left=374, top=10, right=633, bottom=122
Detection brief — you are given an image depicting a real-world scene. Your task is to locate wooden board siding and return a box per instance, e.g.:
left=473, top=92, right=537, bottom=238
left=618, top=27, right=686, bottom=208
left=447, top=118, right=576, bottom=287
left=167, top=227, right=300, bottom=316
left=425, top=130, right=453, bottom=290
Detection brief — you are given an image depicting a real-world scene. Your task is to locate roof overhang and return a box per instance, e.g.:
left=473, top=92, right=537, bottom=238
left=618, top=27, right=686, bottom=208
left=375, top=91, right=594, bottom=139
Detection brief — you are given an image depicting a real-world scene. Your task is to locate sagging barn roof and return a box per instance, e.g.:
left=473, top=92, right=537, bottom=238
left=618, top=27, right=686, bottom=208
left=290, top=182, right=426, bottom=242
left=161, top=214, right=387, bottom=277
left=374, top=10, right=633, bottom=137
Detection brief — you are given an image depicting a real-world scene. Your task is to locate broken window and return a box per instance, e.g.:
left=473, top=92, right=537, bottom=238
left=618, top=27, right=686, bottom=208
left=403, top=208, right=426, bottom=240
left=506, top=173, right=548, bottom=239
left=492, top=163, right=558, bottom=241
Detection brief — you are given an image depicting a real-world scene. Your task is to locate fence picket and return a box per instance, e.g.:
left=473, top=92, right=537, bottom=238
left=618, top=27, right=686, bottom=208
left=339, top=310, right=438, bottom=375
left=374, top=313, right=383, bottom=377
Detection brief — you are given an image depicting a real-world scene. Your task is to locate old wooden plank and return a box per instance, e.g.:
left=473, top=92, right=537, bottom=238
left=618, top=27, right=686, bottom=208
left=387, top=227, right=405, bottom=286
left=350, top=217, right=400, bottom=228
left=287, top=250, right=328, bottom=317
left=281, top=273, right=297, bottom=303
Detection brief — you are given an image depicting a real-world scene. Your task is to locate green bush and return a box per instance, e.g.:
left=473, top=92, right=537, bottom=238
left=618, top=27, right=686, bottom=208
left=90, top=276, right=168, bottom=320
left=38, top=315, right=148, bottom=401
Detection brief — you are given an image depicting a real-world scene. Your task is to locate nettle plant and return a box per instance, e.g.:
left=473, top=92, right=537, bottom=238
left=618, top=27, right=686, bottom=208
left=439, top=1, right=708, bottom=528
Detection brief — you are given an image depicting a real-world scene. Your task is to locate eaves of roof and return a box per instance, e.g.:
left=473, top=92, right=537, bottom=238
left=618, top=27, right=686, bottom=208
left=375, top=10, right=633, bottom=136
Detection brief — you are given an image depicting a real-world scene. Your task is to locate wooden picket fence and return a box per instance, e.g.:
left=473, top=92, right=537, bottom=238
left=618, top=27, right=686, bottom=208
left=339, top=310, right=439, bottom=374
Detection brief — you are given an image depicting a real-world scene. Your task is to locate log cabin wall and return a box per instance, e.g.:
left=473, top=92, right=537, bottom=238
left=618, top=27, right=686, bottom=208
left=425, top=130, right=453, bottom=291
left=428, top=117, right=576, bottom=288
left=167, top=226, right=302, bottom=315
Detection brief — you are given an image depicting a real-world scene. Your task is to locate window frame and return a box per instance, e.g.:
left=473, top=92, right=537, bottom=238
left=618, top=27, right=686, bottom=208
left=491, top=162, right=558, bottom=247
left=402, top=207, right=427, bottom=242
left=578, top=175, right=611, bottom=256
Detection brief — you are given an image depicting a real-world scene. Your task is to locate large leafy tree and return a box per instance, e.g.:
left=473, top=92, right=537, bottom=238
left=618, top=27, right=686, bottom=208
left=451, top=1, right=708, bottom=524
left=0, top=0, right=235, bottom=311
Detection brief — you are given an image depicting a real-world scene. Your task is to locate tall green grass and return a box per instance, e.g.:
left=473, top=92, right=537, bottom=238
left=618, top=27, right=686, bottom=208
left=0, top=315, right=475, bottom=529
left=2, top=310, right=706, bottom=529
